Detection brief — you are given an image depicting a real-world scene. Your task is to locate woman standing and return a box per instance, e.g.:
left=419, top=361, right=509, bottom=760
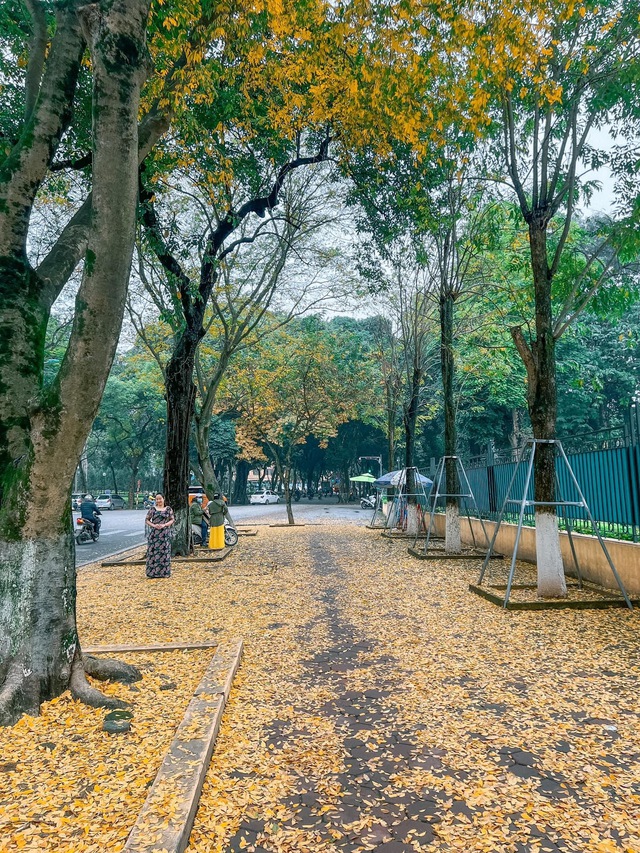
left=207, top=492, right=228, bottom=549
left=145, top=493, right=175, bottom=578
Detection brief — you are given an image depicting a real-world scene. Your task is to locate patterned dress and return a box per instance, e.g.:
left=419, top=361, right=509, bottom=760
left=145, top=506, right=175, bottom=578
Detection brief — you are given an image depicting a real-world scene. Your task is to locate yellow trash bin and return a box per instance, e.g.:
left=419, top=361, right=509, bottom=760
left=209, top=524, right=225, bottom=550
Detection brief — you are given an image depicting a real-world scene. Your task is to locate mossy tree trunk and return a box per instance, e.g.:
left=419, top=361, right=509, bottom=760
left=0, top=0, right=151, bottom=725
left=163, top=330, right=201, bottom=556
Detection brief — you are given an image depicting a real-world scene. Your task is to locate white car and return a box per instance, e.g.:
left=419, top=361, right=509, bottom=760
left=95, top=493, right=126, bottom=510
left=249, top=489, right=280, bottom=505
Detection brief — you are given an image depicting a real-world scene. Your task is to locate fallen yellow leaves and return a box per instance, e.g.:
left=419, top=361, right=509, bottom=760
left=1, top=523, right=639, bottom=852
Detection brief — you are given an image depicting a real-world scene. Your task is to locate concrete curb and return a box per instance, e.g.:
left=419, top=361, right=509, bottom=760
left=78, top=544, right=145, bottom=571
left=124, top=638, right=243, bottom=853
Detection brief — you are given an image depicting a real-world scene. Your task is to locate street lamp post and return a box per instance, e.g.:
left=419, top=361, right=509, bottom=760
left=359, top=455, right=383, bottom=478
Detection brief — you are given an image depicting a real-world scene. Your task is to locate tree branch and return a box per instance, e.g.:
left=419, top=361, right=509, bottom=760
left=50, top=152, right=93, bottom=172
left=138, top=171, right=195, bottom=324
left=511, top=325, right=537, bottom=406
left=24, top=0, right=48, bottom=121
left=0, top=5, right=84, bottom=257
left=503, top=95, right=530, bottom=221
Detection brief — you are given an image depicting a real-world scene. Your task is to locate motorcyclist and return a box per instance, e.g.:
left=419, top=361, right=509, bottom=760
left=80, top=494, right=102, bottom=536
left=190, top=496, right=208, bottom=546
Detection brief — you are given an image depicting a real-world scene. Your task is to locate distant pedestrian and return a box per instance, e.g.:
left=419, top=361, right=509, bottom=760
left=145, top=493, right=175, bottom=578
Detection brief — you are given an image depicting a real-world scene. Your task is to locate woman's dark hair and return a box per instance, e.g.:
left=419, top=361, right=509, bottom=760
left=213, top=492, right=220, bottom=499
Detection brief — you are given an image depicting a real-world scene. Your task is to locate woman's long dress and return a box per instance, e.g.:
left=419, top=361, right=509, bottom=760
left=145, top=507, right=175, bottom=578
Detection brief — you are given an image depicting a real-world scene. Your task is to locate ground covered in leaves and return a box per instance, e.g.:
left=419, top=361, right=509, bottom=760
left=1, top=523, right=639, bottom=852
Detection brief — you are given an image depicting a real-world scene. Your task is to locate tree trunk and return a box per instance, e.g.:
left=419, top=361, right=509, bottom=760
left=283, top=473, right=294, bottom=525
left=386, top=388, right=396, bottom=472
left=163, top=332, right=199, bottom=556
left=232, top=460, right=249, bottom=505
left=515, top=220, right=565, bottom=597
left=193, top=413, right=222, bottom=499
left=128, top=466, right=138, bottom=509
left=0, top=0, right=151, bottom=724
left=403, top=368, right=421, bottom=536
left=441, top=291, right=460, bottom=553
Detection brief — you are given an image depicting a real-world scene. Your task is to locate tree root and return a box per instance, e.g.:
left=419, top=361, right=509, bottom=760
left=83, top=655, right=142, bottom=684
left=70, top=654, right=130, bottom=711
left=0, top=661, right=40, bottom=727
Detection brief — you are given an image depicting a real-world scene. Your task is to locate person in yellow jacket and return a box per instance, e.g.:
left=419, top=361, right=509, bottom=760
left=207, top=492, right=228, bottom=549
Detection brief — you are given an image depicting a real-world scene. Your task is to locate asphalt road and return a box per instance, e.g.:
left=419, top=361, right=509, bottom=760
left=75, top=500, right=374, bottom=567
left=74, top=508, right=148, bottom=568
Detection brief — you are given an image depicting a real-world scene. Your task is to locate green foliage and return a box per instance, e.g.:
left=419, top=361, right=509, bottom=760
left=89, top=355, right=166, bottom=492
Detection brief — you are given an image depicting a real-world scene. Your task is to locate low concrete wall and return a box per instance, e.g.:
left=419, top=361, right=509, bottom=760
left=432, top=514, right=640, bottom=595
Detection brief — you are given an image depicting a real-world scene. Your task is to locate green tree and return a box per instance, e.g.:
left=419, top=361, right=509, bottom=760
left=486, top=0, right=640, bottom=596
left=228, top=319, right=363, bottom=524
left=92, top=363, right=165, bottom=508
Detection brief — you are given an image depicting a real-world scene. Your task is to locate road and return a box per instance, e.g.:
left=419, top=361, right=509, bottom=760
left=74, top=508, right=148, bottom=568
left=75, top=500, right=374, bottom=567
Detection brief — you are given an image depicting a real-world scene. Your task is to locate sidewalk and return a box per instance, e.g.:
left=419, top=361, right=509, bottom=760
left=1, top=523, right=639, bottom=852
left=185, top=524, right=640, bottom=853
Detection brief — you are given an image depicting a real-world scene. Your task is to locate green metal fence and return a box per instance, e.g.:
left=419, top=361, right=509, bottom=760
left=459, top=404, right=640, bottom=543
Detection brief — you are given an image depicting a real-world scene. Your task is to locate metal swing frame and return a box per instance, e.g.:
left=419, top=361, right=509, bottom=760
left=476, top=439, right=632, bottom=609
left=418, top=456, right=492, bottom=554
left=381, top=466, right=431, bottom=536
left=367, top=490, right=387, bottom=528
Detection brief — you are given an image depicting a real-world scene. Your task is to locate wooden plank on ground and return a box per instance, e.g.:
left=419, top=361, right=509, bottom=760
left=102, top=548, right=233, bottom=567
left=83, top=641, right=219, bottom=654
left=124, top=638, right=243, bottom=853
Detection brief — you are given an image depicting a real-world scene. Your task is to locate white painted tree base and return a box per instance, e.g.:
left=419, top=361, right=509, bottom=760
left=405, top=505, right=420, bottom=536
left=445, top=503, right=461, bottom=554
left=535, top=511, right=567, bottom=598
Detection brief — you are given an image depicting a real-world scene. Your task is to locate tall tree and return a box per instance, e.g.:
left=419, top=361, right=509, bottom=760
left=138, top=131, right=333, bottom=552
left=485, top=0, right=640, bottom=596
left=226, top=319, right=362, bottom=524
left=0, top=0, right=151, bottom=725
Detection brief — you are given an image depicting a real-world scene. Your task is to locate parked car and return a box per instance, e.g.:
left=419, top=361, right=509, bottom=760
left=95, top=493, right=126, bottom=510
left=71, top=493, right=83, bottom=510
left=249, top=489, right=280, bottom=505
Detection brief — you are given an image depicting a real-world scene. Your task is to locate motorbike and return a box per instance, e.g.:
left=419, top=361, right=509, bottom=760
left=75, top=517, right=99, bottom=544
left=191, top=520, right=238, bottom=548
left=360, top=494, right=377, bottom=510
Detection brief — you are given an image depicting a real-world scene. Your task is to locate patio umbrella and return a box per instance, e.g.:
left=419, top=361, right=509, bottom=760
left=373, top=469, right=433, bottom=488
left=349, top=473, right=377, bottom=483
